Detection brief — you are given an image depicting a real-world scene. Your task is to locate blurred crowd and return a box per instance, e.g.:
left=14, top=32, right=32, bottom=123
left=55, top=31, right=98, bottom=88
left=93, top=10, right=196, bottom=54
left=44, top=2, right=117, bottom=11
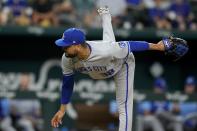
left=0, top=73, right=197, bottom=131
left=107, top=76, right=197, bottom=131
left=136, top=76, right=197, bottom=131
left=0, top=99, right=43, bottom=131
left=0, top=73, right=44, bottom=131
left=1, top=74, right=196, bottom=131
left=0, top=0, right=197, bottom=30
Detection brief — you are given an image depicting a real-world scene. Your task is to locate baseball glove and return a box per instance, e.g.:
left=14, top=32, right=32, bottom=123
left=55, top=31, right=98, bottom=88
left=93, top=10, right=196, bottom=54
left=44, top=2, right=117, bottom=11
left=162, top=36, right=189, bottom=61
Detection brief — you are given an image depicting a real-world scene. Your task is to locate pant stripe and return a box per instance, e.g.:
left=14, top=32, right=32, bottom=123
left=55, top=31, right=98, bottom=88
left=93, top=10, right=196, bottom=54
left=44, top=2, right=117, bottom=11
left=125, top=62, right=129, bottom=131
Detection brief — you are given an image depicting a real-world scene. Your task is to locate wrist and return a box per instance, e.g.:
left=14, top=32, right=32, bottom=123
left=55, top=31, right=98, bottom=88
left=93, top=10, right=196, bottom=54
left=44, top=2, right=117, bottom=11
left=158, top=41, right=165, bottom=51
left=59, top=104, right=67, bottom=113
left=149, top=42, right=165, bottom=51
left=162, top=38, right=171, bottom=50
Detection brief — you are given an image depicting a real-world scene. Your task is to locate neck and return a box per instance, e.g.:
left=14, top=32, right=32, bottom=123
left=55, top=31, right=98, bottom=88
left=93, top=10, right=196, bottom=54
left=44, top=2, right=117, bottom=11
left=77, top=45, right=90, bottom=60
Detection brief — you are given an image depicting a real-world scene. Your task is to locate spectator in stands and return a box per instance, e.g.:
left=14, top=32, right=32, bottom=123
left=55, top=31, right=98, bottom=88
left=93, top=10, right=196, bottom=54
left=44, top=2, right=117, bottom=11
left=136, top=77, right=168, bottom=131
left=0, top=1, right=3, bottom=25
left=148, top=0, right=171, bottom=29
left=1, top=0, right=32, bottom=26
left=19, top=73, right=31, bottom=91
left=53, top=0, right=77, bottom=27
left=115, top=5, right=146, bottom=30
left=180, top=76, right=197, bottom=131
left=136, top=101, right=165, bottom=131
left=153, top=77, right=167, bottom=94
left=164, top=102, right=184, bottom=131
left=178, top=102, right=197, bottom=131
left=83, top=8, right=101, bottom=28
left=0, top=99, right=16, bottom=131
left=0, top=0, right=10, bottom=25
left=150, top=78, right=185, bottom=131
left=155, top=76, right=197, bottom=131
left=167, top=0, right=197, bottom=31
left=32, top=0, right=58, bottom=27
left=125, top=0, right=170, bottom=29
left=72, top=0, right=95, bottom=19
left=164, top=76, right=197, bottom=131
left=184, top=76, right=196, bottom=94
left=10, top=99, right=43, bottom=131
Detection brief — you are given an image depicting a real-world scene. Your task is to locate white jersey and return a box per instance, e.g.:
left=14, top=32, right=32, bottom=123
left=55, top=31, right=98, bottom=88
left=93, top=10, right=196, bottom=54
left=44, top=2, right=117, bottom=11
left=61, top=40, right=134, bottom=79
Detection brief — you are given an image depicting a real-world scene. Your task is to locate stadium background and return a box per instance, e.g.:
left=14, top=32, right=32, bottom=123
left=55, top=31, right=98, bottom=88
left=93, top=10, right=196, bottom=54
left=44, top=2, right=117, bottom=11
left=0, top=0, right=197, bottom=131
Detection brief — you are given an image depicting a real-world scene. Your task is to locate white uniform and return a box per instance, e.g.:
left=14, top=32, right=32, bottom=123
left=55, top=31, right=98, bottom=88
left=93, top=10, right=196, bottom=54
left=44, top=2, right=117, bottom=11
left=61, top=11, right=135, bottom=131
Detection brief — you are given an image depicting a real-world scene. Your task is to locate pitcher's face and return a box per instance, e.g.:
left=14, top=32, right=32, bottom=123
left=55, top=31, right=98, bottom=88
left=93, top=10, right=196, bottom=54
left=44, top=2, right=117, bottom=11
left=62, top=45, right=78, bottom=58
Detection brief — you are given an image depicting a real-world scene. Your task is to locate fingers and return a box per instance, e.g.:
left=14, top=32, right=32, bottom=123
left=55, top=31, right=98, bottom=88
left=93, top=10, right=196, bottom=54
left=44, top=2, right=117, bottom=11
left=51, top=116, right=62, bottom=128
left=51, top=119, right=60, bottom=128
left=51, top=117, right=57, bottom=128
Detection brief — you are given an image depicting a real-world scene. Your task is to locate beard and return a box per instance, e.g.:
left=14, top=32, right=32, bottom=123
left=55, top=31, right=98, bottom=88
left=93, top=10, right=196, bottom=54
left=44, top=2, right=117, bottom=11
left=65, top=53, right=77, bottom=58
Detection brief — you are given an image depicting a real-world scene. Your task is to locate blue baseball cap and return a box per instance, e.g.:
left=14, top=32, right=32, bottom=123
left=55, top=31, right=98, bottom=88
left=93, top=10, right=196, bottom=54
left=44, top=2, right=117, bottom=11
left=185, top=76, right=196, bottom=86
left=154, top=78, right=167, bottom=91
left=55, top=28, right=85, bottom=47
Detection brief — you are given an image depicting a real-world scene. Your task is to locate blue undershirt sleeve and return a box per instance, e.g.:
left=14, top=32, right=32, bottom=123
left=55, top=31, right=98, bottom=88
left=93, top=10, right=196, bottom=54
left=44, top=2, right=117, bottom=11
left=61, top=74, right=74, bottom=104
left=127, top=41, right=149, bottom=52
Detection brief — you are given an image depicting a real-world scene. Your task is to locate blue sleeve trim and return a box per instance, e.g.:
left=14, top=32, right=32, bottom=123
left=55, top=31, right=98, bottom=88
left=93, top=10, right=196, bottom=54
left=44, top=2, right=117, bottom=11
left=126, top=41, right=130, bottom=58
left=63, top=73, right=74, bottom=76
left=128, top=41, right=149, bottom=52
left=61, top=74, right=74, bottom=104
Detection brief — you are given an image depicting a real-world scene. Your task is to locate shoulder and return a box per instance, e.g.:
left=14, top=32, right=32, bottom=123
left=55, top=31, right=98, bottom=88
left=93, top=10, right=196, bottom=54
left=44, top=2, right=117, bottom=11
left=110, top=41, right=128, bottom=50
left=61, top=53, right=68, bottom=61
left=86, top=40, right=112, bottom=51
left=87, top=40, right=112, bottom=45
left=61, top=53, right=73, bottom=64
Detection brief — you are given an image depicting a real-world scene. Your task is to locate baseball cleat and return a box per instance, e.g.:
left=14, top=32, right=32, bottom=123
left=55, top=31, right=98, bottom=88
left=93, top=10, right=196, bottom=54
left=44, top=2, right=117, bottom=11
left=97, top=6, right=110, bottom=15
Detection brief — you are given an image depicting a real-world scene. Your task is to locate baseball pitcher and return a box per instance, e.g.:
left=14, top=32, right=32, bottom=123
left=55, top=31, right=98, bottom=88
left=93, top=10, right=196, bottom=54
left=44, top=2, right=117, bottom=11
left=51, top=7, right=188, bottom=131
